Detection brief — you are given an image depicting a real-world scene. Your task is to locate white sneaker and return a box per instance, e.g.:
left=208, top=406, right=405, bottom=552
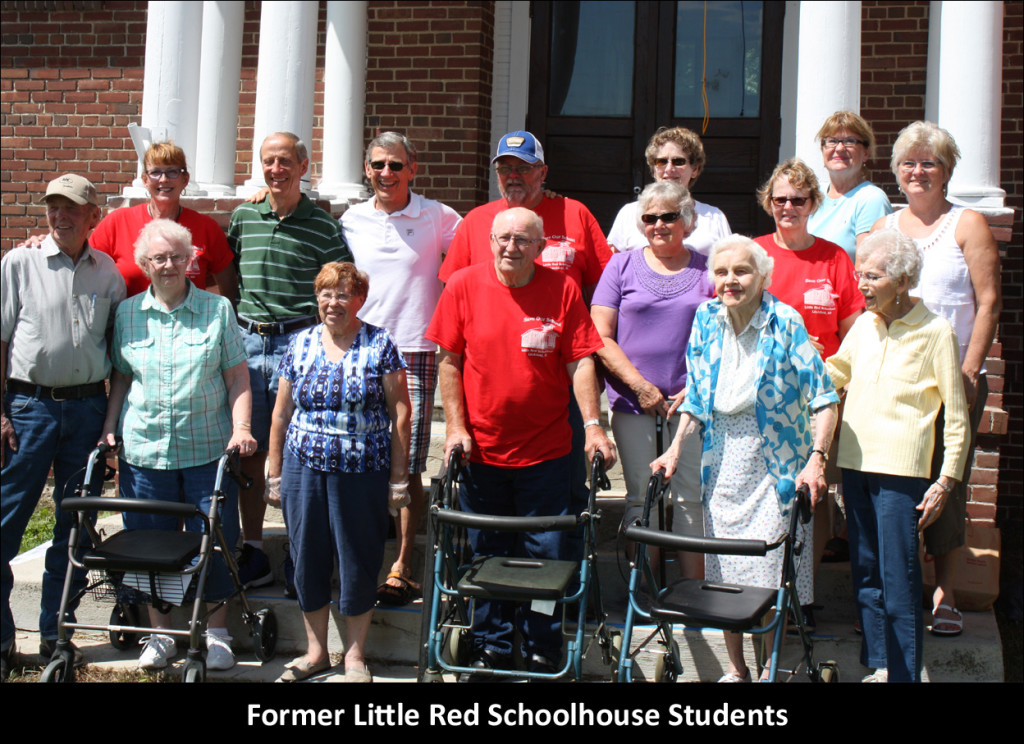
left=138, top=634, right=177, bottom=670
left=205, top=632, right=236, bottom=671
left=861, top=668, right=888, bottom=683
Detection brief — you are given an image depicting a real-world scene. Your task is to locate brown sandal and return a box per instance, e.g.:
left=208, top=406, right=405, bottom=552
left=376, top=571, right=421, bottom=606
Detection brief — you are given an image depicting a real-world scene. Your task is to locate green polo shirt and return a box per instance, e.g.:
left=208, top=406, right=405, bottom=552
left=228, top=194, right=351, bottom=322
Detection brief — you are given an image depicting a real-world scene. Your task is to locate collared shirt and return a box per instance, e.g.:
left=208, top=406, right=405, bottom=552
left=229, top=194, right=352, bottom=323
left=826, top=300, right=968, bottom=481
left=342, top=191, right=461, bottom=351
left=111, top=285, right=247, bottom=470
left=2, top=236, right=126, bottom=387
left=683, top=292, right=840, bottom=509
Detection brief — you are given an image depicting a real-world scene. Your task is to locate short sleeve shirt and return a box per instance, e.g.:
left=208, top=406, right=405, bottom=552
left=278, top=323, right=406, bottom=473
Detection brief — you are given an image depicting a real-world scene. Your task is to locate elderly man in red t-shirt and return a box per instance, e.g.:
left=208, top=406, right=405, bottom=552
left=426, top=207, right=615, bottom=677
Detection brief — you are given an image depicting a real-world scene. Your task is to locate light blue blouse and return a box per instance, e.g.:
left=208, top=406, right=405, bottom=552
left=682, top=292, right=840, bottom=509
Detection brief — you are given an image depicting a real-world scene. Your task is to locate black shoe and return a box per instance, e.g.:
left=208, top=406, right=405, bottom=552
left=527, top=653, right=560, bottom=676
left=39, top=639, right=85, bottom=667
left=459, top=649, right=510, bottom=683
left=237, top=544, right=274, bottom=588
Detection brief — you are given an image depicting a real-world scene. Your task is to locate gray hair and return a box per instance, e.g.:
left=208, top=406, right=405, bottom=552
left=365, top=131, right=418, bottom=164
left=635, top=181, right=696, bottom=232
left=890, top=120, right=960, bottom=180
left=134, top=218, right=195, bottom=269
left=857, top=228, right=922, bottom=289
left=707, top=234, right=774, bottom=289
left=262, top=132, right=308, bottom=164
left=492, top=207, right=543, bottom=237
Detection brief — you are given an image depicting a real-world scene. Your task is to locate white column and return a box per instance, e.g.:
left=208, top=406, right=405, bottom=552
left=194, top=1, right=243, bottom=196
left=130, top=0, right=204, bottom=197
left=787, top=1, right=862, bottom=186
left=926, top=1, right=1005, bottom=208
left=241, top=2, right=319, bottom=196
left=318, top=1, right=368, bottom=202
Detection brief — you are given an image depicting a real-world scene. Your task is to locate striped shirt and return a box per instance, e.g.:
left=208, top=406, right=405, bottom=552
left=229, top=195, right=351, bottom=322
left=111, top=286, right=247, bottom=470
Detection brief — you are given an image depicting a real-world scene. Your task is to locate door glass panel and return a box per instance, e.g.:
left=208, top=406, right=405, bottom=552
left=673, top=1, right=762, bottom=118
left=549, top=1, right=635, bottom=117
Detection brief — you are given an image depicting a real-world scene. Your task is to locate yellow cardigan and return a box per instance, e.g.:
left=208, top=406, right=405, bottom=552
left=825, top=300, right=968, bottom=481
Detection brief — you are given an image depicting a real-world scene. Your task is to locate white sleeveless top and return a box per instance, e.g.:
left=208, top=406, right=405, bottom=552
left=888, top=206, right=976, bottom=366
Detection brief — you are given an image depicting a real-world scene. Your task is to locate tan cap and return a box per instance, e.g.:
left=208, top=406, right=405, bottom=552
left=40, top=174, right=99, bottom=206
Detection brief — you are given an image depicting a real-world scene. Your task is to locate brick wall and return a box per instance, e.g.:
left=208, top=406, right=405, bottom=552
left=364, top=1, right=495, bottom=215
left=1, top=0, right=148, bottom=244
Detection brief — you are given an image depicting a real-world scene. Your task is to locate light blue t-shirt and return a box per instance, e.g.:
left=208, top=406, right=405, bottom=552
left=808, top=181, right=892, bottom=261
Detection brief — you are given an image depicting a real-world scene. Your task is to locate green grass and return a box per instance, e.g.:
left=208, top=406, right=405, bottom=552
left=19, top=499, right=55, bottom=555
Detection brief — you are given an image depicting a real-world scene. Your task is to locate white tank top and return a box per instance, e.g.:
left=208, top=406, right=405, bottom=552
left=888, top=206, right=976, bottom=366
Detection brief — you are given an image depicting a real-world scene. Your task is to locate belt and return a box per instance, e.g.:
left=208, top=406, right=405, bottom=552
left=238, top=315, right=318, bottom=336
left=6, top=379, right=106, bottom=401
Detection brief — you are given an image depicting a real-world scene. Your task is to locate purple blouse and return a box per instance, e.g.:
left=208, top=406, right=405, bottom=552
left=591, top=248, right=713, bottom=414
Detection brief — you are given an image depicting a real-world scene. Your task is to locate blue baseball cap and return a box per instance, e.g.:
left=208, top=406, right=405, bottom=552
left=491, top=131, right=545, bottom=164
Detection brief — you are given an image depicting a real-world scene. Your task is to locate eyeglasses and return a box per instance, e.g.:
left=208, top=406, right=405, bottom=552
left=653, top=157, right=689, bottom=168
left=145, top=168, right=185, bottom=181
left=770, top=196, right=810, bottom=207
left=899, top=160, right=939, bottom=172
left=317, top=291, right=356, bottom=303
left=491, top=234, right=542, bottom=249
left=494, top=164, right=540, bottom=177
left=822, top=137, right=867, bottom=149
left=854, top=271, right=886, bottom=284
left=640, top=212, right=681, bottom=225
left=368, top=160, right=406, bottom=172
left=144, top=253, right=189, bottom=266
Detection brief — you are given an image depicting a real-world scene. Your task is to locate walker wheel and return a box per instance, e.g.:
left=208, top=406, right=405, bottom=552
left=40, top=657, right=74, bottom=684
left=609, top=631, right=623, bottom=682
left=108, top=604, right=140, bottom=650
left=253, top=608, right=278, bottom=662
left=182, top=658, right=206, bottom=683
left=447, top=627, right=470, bottom=666
left=653, top=639, right=680, bottom=683
left=816, top=660, right=840, bottom=683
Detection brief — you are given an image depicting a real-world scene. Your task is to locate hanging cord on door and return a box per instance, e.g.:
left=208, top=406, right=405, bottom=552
left=701, top=0, right=709, bottom=134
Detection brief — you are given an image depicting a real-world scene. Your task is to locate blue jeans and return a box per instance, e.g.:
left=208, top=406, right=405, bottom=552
left=1, top=391, right=106, bottom=648
left=843, top=469, right=928, bottom=683
left=460, top=454, right=570, bottom=662
left=118, top=460, right=240, bottom=601
left=241, top=326, right=299, bottom=451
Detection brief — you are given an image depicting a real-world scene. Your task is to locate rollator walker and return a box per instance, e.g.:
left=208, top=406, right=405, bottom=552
left=418, top=445, right=621, bottom=682
left=618, top=471, right=839, bottom=683
left=40, top=442, right=277, bottom=683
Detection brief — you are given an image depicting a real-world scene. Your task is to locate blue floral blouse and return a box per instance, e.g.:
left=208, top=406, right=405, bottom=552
left=278, top=323, right=406, bottom=473
left=682, top=292, right=840, bottom=509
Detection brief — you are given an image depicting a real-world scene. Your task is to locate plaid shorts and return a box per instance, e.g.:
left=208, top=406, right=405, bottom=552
left=403, top=350, right=438, bottom=474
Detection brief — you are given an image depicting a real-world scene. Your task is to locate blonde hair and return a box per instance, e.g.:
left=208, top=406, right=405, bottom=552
left=816, top=111, right=877, bottom=158
left=756, top=158, right=823, bottom=216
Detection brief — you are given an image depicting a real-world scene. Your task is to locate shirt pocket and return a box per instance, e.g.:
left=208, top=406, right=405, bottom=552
left=182, top=328, right=219, bottom=372
left=82, top=296, right=112, bottom=340
left=886, top=346, right=925, bottom=385
left=121, top=334, right=155, bottom=371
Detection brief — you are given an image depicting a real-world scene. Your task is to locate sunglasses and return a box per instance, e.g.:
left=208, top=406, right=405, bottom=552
left=640, top=212, right=681, bottom=225
left=653, top=157, right=689, bottom=168
left=771, top=196, right=810, bottom=207
left=369, top=160, right=406, bottom=172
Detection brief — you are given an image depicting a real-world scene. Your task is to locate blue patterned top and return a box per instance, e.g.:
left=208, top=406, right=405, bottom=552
left=278, top=323, right=406, bottom=473
left=682, top=292, right=840, bottom=509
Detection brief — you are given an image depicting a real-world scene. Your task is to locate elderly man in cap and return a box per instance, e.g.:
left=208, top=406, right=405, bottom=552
left=1, top=174, right=126, bottom=677
left=230, top=132, right=351, bottom=587
left=439, top=131, right=614, bottom=565
left=341, top=131, right=461, bottom=605
left=427, top=207, right=613, bottom=675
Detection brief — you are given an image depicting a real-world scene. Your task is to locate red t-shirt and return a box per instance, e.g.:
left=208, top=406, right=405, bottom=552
left=756, top=234, right=865, bottom=359
left=90, top=204, right=234, bottom=297
left=438, top=197, right=612, bottom=291
left=426, top=263, right=603, bottom=468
